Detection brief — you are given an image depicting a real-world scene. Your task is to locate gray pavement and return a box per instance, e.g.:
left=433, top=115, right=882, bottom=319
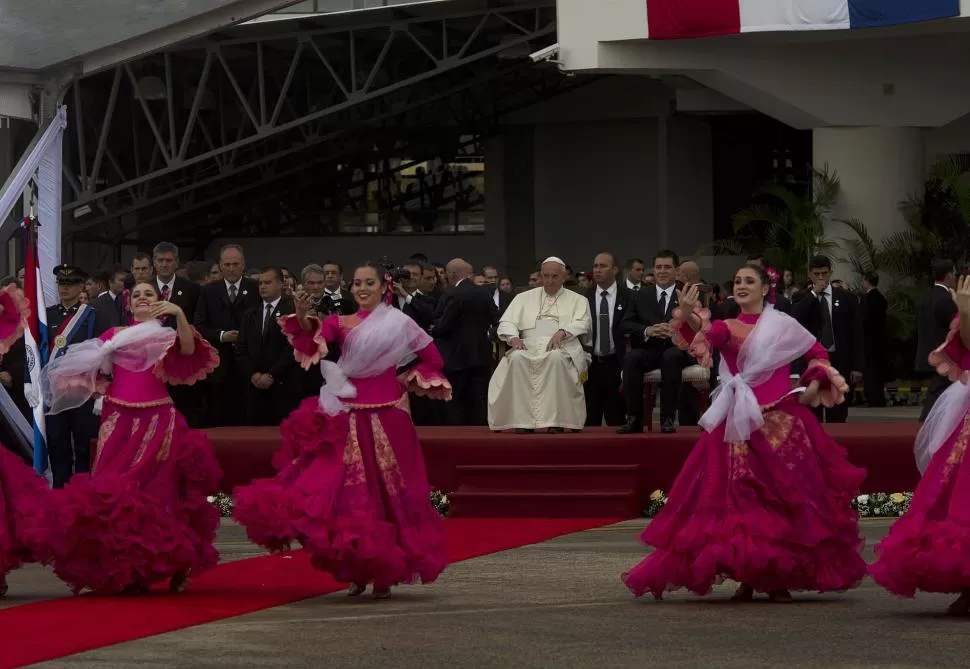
left=6, top=517, right=970, bottom=669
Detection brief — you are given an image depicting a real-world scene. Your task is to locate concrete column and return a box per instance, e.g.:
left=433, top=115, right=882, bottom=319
left=813, top=127, right=924, bottom=248
left=487, top=127, right=535, bottom=283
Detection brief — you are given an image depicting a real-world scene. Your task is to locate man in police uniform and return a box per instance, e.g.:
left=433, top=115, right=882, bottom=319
left=45, top=265, right=111, bottom=488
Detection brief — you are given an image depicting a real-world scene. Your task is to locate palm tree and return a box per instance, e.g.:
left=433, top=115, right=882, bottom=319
left=727, top=164, right=845, bottom=272
left=881, top=156, right=970, bottom=280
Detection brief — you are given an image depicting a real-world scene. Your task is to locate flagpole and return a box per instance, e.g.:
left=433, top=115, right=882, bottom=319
left=21, top=215, right=50, bottom=478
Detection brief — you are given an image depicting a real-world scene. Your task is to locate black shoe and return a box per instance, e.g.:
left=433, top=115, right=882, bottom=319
left=547, top=427, right=565, bottom=434
left=616, top=418, right=643, bottom=434
left=660, top=419, right=676, bottom=434
left=514, top=428, right=534, bottom=434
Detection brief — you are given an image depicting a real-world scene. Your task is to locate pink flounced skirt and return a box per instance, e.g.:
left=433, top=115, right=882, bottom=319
left=49, top=400, right=222, bottom=593
left=0, top=446, right=52, bottom=579
left=870, top=411, right=970, bottom=596
left=233, top=396, right=448, bottom=589
left=623, top=400, right=866, bottom=598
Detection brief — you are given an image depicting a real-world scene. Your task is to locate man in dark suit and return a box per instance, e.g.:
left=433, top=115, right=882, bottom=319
left=915, top=259, right=958, bottom=422
left=235, top=268, right=301, bottom=425
left=152, top=242, right=201, bottom=324
left=194, top=244, right=260, bottom=426
left=397, top=261, right=439, bottom=331
left=153, top=242, right=205, bottom=427
left=45, top=265, right=111, bottom=487
left=618, top=250, right=689, bottom=434
left=584, top=252, right=631, bottom=427
left=790, top=254, right=864, bottom=423
left=432, top=258, right=496, bottom=425
left=90, top=266, right=128, bottom=329
left=397, top=262, right=442, bottom=425
left=861, top=271, right=889, bottom=407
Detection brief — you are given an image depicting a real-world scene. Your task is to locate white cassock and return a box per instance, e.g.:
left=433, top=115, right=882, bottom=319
left=488, top=287, right=591, bottom=430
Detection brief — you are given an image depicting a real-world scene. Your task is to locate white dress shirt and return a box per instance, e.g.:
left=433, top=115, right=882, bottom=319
left=220, top=279, right=244, bottom=342
left=644, top=284, right=674, bottom=341
left=262, top=296, right=281, bottom=330
left=655, top=284, right=673, bottom=312
left=594, top=282, right=617, bottom=355
left=813, top=283, right=834, bottom=319
left=156, top=277, right=174, bottom=298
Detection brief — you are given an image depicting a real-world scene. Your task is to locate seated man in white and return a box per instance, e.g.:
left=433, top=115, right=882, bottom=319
left=488, top=257, right=592, bottom=433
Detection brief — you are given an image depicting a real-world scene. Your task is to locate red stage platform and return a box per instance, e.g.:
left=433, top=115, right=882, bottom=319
left=209, top=424, right=921, bottom=518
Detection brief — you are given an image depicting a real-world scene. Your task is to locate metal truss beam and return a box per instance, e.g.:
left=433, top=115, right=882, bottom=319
left=69, top=56, right=519, bottom=233
left=113, top=69, right=602, bottom=242
left=63, top=3, right=556, bottom=222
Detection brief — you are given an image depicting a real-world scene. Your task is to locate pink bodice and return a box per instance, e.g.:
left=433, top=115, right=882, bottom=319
left=319, top=310, right=447, bottom=405
left=700, top=313, right=832, bottom=406
left=108, top=364, right=171, bottom=405
left=99, top=325, right=218, bottom=406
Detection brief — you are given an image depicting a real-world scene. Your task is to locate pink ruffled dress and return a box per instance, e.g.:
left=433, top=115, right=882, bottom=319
left=623, top=311, right=867, bottom=599
left=0, top=285, right=52, bottom=584
left=233, top=309, right=451, bottom=590
left=49, top=325, right=222, bottom=594
left=870, top=317, right=970, bottom=596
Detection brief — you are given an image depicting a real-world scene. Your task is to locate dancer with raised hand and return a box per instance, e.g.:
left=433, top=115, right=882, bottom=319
left=622, top=264, right=866, bottom=602
left=43, top=282, right=221, bottom=594
left=234, top=262, right=451, bottom=600
left=0, top=284, right=51, bottom=597
left=870, top=274, right=970, bottom=615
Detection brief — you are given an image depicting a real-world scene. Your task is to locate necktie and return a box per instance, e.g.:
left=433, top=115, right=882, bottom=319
left=263, top=303, right=273, bottom=335
left=229, top=284, right=238, bottom=302
left=161, top=284, right=170, bottom=301
left=819, top=293, right=835, bottom=350
left=658, top=290, right=667, bottom=317
left=598, top=290, right=612, bottom=356
left=633, top=284, right=640, bottom=292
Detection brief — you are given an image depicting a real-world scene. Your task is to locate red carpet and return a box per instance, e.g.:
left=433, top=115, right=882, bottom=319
left=0, top=517, right=618, bottom=669
left=212, top=424, right=922, bottom=515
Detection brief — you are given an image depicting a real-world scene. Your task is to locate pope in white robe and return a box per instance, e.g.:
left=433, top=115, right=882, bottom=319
left=488, top=258, right=592, bottom=431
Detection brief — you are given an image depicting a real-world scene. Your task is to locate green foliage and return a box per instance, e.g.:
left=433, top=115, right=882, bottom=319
left=727, top=164, right=844, bottom=272
left=853, top=156, right=970, bottom=340
left=713, top=158, right=970, bottom=346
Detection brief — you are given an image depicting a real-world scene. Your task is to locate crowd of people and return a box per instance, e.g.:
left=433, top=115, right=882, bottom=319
left=0, top=240, right=967, bottom=614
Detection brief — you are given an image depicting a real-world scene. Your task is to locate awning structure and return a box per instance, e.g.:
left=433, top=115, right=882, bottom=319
left=0, top=0, right=437, bottom=76
left=9, top=0, right=564, bottom=252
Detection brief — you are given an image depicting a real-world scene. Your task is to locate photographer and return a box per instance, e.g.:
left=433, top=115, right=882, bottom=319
left=394, top=261, right=436, bottom=331
left=302, top=263, right=354, bottom=319
left=322, top=261, right=355, bottom=316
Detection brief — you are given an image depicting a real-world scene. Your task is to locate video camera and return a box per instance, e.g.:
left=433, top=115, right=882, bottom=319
left=378, top=256, right=413, bottom=284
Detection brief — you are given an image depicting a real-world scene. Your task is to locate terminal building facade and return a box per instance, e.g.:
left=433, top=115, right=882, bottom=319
left=0, top=0, right=967, bottom=281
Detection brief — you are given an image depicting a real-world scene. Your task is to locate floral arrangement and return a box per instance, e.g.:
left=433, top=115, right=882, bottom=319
left=430, top=490, right=450, bottom=517
left=644, top=489, right=668, bottom=518
left=207, top=490, right=452, bottom=519
left=852, top=492, right=913, bottom=518
left=643, top=489, right=913, bottom=519
left=207, top=492, right=234, bottom=518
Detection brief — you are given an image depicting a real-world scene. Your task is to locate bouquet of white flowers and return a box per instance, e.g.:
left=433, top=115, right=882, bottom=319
left=852, top=492, right=912, bottom=518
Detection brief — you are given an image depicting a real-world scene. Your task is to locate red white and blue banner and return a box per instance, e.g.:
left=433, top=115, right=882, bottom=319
left=645, top=0, right=960, bottom=40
